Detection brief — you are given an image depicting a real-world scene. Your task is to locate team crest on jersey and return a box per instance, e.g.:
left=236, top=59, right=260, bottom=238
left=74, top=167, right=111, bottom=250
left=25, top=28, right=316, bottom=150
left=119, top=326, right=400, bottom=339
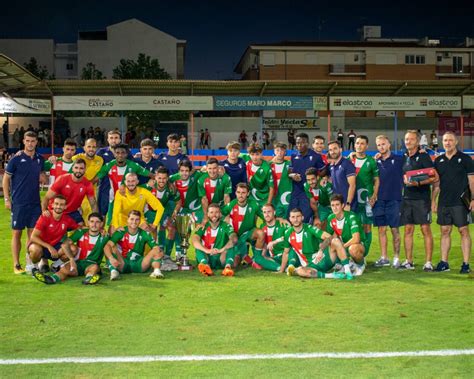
left=458, top=158, right=461, bottom=163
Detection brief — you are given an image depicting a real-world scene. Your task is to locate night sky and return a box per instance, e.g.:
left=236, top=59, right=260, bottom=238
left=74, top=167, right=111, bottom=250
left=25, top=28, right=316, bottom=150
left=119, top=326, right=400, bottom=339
left=1, top=0, right=473, bottom=79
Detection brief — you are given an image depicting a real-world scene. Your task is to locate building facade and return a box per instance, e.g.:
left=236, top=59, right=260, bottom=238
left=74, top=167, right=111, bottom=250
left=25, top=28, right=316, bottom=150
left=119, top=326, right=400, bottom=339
left=0, top=19, right=186, bottom=79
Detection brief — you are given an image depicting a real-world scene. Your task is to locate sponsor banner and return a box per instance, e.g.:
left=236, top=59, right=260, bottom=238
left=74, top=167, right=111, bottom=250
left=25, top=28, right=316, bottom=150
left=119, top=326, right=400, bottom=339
left=0, top=97, right=51, bottom=114
left=313, top=97, right=328, bottom=110
left=54, top=96, right=213, bottom=111
left=330, top=96, right=461, bottom=111
left=214, top=96, right=314, bottom=110
left=263, top=118, right=320, bottom=129
left=463, top=96, right=474, bottom=109
left=438, top=117, right=474, bottom=136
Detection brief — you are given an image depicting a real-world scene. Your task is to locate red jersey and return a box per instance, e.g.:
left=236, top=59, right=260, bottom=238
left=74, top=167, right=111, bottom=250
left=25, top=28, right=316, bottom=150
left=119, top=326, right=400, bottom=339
left=50, top=174, right=94, bottom=214
left=35, top=213, right=79, bottom=246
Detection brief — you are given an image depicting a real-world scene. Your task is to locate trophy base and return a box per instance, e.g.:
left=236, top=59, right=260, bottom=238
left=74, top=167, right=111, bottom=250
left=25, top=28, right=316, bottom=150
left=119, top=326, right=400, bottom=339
left=178, top=264, right=193, bottom=271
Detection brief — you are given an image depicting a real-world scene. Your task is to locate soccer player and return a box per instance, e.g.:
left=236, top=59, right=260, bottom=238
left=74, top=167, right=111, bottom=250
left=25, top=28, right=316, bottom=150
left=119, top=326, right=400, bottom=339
left=270, top=142, right=292, bottom=218
left=399, top=130, right=438, bottom=271
left=32, top=213, right=108, bottom=285
left=157, top=133, right=188, bottom=175
left=197, top=157, right=232, bottom=223
left=328, top=140, right=356, bottom=211
left=312, top=135, right=329, bottom=164
left=41, top=159, right=97, bottom=224
left=192, top=204, right=238, bottom=277
left=221, top=141, right=247, bottom=200
left=111, top=172, right=164, bottom=233
left=3, top=131, right=46, bottom=273
left=96, top=130, right=131, bottom=216
left=276, top=208, right=350, bottom=279
left=96, top=143, right=154, bottom=223
left=431, top=132, right=473, bottom=273
left=288, top=133, right=326, bottom=222
left=104, top=210, right=164, bottom=280
left=373, top=135, right=404, bottom=268
left=351, top=135, right=379, bottom=256
left=143, top=166, right=179, bottom=268
left=221, top=183, right=265, bottom=266
left=170, top=159, right=204, bottom=223
left=258, top=204, right=289, bottom=272
left=241, top=143, right=274, bottom=208
left=326, top=194, right=367, bottom=276
left=28, top=195, right=79, bottom=269
left=44, top=138, right=77, bottom=185
left=304, top=167, right=333, bottom=229
left=134, top=138, right=164, bottom=185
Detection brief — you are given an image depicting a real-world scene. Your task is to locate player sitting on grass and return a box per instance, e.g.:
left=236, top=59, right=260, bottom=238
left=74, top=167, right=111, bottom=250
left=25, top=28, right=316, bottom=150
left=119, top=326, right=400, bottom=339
left=326, top=194, right=367, bottom=276
left=275, top=208, right=351, bottom=279
left=221, top=183, right=265, bottom=268
left=191, top=204, right=238, bottom=277
left=257, top=203, right=289, bottom=272
left=104, top=210, right=164, bottom=280
left=28, top=195, right=79, bottom=273
left=32, top=213, right=108, bottom=285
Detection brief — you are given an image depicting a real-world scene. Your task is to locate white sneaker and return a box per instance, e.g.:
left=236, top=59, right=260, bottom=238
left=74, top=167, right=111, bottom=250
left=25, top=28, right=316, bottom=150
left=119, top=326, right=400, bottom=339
left=110, top=270, right=120, bottom=281
left=25, top=264, right=38, bottom=275
left=150, top=268, right=164, bottom=279
left=353, top=262, right=366, bottom=276
left=423, top=261, right=434, bottom=272
left=392, top=257, right=400, bottom=269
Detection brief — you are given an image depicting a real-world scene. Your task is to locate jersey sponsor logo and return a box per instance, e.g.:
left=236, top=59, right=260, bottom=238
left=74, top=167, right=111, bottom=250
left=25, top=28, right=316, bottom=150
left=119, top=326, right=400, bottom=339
left=20, top=159, right=26, bottom=162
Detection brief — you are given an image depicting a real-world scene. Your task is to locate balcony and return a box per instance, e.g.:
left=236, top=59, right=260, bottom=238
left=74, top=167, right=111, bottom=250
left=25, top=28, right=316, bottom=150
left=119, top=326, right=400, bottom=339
left=435, top=65, right=471, bottom=78
left=329, top=64, right=366, bottom=76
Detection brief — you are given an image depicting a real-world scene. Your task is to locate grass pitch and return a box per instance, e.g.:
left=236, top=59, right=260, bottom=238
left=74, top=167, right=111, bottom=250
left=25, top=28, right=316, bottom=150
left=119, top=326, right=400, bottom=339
left=0, top=203, right=472, bottom=378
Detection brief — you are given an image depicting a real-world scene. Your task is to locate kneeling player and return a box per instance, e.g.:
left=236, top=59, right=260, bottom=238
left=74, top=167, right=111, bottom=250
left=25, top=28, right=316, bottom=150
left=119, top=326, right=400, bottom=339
left=104, top=210, right=164, bottom=280
left=191, top=204, right=237, bottom=277
left=327, top=194, right=367, bottom=276
left=32, top=213, right=108, bottom=285
left=276, top=208, right=352, bottom=279
left=28, top=195, right=79, bottom=272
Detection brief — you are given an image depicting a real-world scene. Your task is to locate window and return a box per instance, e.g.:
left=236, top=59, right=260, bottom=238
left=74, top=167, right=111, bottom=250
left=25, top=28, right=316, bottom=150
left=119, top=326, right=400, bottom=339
left=260, top=53, right=275, bottom=66
left=436, top=55, right=443, bottom=62
left=405, top=55, right=425, bottom=65
left=66, top=63, right=74, bottom=70
left=453, top=56, right=463, bottom=73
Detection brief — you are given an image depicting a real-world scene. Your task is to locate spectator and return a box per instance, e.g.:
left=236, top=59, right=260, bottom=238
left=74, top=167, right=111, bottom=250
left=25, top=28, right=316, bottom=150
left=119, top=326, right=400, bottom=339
left=270, top=130, right=277, bottom=148
left=2, top=120, right=8, bottom=148
left=430, top=130, right=438, bottom=152
left=262, top=130, right=270, bottom=150
left=12, top=128, right=20, bottom=148
left=347, top=129, right=356, bottom=151
left=86, top=126, right=94, bottom=139
left=180, top=134, right=187, bottom=154
left=337, top=129, right=344, bottom=150
left=199, top=129, right=205, bottom=148
left=252, top=132, right=258, bottom=144
left=239, top=130, right=248, bottom=149
left=204, top=129, right=211, bottom=149
left=287, top=128, right=296, bottom=150
left=420, top=131, right=428, bottom=150
left=80, top=128, right=86, bottom=145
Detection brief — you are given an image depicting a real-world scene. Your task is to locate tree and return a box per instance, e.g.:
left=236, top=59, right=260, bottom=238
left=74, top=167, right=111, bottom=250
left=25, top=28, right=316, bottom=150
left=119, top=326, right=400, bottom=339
left=111, top=54, right=186, bottom=130
left=23, top=57, right=55, bottom=79
left=81, top=62, right=105, bottom=80
left=112, top=53, right=171, bottom=79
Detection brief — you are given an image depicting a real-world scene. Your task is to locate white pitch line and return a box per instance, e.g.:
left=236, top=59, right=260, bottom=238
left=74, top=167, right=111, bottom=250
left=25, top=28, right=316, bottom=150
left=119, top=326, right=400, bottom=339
left=1, top=349, right=473, bottom=365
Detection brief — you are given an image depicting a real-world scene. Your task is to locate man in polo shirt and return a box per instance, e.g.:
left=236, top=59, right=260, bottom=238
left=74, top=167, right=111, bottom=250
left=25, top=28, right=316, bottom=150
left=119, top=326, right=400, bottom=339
left=3, top=131, right=46, bottom=274
left=221, top=141, right=247, bottom=200
left=288, top=133, right=326, bottom=222
left=156, top=133, right=188, bottom=175
left=327, top=140, right=356, bottom=212
left=373, top=135, right=404, bottom=268
left=399, top=130, right=439, bottom=271
left=431, top=132, right=473, bottom=274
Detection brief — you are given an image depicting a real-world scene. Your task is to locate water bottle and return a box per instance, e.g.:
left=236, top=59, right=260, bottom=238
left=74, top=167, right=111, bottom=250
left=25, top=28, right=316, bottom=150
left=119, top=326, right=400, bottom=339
left=365, top=201, right=373, bottom=217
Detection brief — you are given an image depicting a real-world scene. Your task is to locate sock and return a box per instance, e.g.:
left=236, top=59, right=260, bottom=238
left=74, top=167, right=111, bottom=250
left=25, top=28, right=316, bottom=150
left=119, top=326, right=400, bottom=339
left=157, top=229, right=166, bottom=248
left=366, top=231, right=372, bottom=255
left=318, top=272, right=327, bottom=278
left=341, top=258, right=351, bottom=275
left=51, top=274, right=61, bottom=283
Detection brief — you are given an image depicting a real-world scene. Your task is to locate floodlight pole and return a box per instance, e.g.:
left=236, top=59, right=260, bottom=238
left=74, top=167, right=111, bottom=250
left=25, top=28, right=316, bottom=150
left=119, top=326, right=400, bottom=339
left=460, top=114, right=464, bottom=150
left=50, top=96, right=55, bottom=155
left=189, top=112, right=194, bottom=158
left=327, top=111, right=331, bottom=142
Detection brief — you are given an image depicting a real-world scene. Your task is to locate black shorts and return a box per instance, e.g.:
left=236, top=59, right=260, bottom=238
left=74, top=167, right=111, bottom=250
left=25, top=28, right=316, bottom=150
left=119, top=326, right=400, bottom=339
left=400, top=199, right=432, bottom=225
left=437, top=205, right=472, bottom=227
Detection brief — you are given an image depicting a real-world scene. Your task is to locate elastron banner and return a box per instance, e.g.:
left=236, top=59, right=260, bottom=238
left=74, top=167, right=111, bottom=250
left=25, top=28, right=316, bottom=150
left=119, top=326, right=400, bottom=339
left=0, top=97, right=51, bottom=114
left=329, top=96, right=461, bottom=111
left=54, top=96, right=214, bottom=111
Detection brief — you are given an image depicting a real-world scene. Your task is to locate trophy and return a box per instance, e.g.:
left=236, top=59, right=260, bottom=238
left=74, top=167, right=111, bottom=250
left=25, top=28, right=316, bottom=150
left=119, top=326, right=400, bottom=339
left=175, top=214, right=194, bottom=271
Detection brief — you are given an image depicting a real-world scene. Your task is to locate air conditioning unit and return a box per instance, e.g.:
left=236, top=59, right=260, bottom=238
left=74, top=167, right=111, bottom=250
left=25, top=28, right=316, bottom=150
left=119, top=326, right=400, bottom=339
left=442, top=52, right=451, bottom=58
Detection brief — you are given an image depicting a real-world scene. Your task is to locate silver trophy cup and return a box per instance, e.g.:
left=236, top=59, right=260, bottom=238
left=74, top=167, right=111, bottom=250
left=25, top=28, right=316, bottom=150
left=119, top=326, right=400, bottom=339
left=175, top=214, right=194, bottom=271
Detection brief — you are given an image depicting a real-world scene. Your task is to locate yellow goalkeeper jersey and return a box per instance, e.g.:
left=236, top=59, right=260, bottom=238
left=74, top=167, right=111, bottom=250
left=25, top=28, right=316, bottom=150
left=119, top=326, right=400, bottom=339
left=73, top=153, right=104, bottom=181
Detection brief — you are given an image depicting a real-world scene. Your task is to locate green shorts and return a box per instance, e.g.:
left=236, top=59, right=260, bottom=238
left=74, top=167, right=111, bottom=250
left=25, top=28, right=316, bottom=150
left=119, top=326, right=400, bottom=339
left=317, top=205, right=332, bottom=222
left=145, top=208, right=172, bottom=227
left=307, top=248, right=335, bottom=273
left=122, top=253, right=144, bottom=273
left=235, top=228, right=256, bottom=257
left=356, top=204, right=373, bottom=225
left=76, top=259, right=99, bottom=276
